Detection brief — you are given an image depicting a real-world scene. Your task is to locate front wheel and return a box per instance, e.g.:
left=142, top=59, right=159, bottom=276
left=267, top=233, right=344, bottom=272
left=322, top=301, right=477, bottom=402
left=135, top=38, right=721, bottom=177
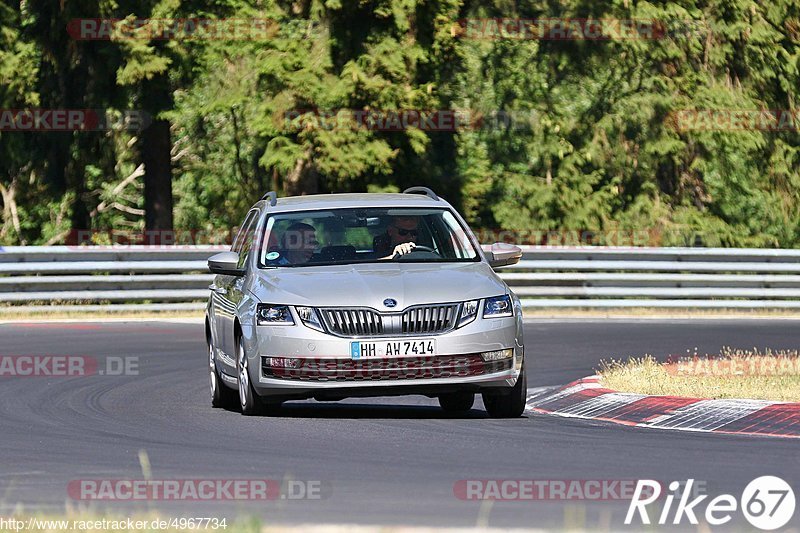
left=482, top=366, right=527, bottom=418
left=237, top=337, right=264, bottom=416
left=210, top=341, right=237, bottom=408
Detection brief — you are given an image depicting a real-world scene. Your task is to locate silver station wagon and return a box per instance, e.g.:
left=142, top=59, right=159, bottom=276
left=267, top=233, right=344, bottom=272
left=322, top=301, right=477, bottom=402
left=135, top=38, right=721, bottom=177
left=205, top=187, right=526, bottom=417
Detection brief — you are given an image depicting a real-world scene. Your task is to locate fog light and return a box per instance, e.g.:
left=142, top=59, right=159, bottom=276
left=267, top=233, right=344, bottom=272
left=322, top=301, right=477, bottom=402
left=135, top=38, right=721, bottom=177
left=481, top=349, right=513, bottom=362
left=265, top=357, right=301, bottom=369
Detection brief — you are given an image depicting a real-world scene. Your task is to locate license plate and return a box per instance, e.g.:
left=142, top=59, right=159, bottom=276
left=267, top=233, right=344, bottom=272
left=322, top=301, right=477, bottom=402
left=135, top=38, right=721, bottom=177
left=350, top=339, right=436, bottom=359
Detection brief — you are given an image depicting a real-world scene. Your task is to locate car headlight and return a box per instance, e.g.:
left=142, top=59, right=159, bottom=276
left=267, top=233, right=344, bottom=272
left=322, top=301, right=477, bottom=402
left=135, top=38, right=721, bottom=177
left=483, top=295, right=513, bottom=318
left=457, top=299, right=479, bottom=328
left=256, top=304, right=294, bottom=326
left=296, top=306, right=325, bottom=332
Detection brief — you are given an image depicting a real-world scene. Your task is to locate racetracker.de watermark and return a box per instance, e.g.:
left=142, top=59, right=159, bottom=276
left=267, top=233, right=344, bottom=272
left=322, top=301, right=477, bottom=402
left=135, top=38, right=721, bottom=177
left=0, top=109, right=151, bottom=132
left=1, top=517, right=229, bottom=532
left=669, top=109, right=799, bottom=131
left=68, top=479, right=328, bottom=501
left=453, top=479, right=674, bottom=501
left=0, top=356, right=138, bottom=377
left=67, top=18, right=319, bottom=41
left=55, top=227, right=678, bottom=249
left=666, top=355, right=800, bottom=377
left=473, top=228, right=655, bottom=247
left=454, top=18, right=676, bottom=40
left=281, top=109, right=539, bottom=132
left=63, top=229, right=236, bottom=248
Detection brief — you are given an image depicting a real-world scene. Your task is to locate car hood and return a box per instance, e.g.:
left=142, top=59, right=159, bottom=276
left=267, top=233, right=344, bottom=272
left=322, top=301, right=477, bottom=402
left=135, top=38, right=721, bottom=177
left=248, top=261, right=507, bottom=308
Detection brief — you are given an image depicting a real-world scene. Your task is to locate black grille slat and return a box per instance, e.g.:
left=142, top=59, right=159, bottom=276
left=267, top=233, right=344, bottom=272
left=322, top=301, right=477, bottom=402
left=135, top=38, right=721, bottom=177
left=358, top=310, right=366, bottom=335
left=343, top=311, right=353, bottom=335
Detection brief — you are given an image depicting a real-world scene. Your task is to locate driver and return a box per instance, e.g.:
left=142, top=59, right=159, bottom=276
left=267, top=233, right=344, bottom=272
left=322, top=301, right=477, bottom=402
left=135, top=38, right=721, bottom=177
left=377, top=215, right=419, bottom=259
left=276, top=222, right=319, bottom=264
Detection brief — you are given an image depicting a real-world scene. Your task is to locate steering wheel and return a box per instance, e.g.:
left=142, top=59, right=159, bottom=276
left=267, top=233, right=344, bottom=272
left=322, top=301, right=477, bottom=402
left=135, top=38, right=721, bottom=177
left=395, top=244, right=440, bottom=261
left=409, top=245, right=436, bottom=254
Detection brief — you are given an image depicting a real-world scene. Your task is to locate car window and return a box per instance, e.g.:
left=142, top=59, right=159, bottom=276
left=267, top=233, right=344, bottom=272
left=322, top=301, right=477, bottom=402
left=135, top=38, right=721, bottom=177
left=232, top=210, right=258, bottom=254
left=234, top=209, right=260, bottom=269
left=259, top=207, right=478, bottom=267
left=441, top=211, right=476, bottom=259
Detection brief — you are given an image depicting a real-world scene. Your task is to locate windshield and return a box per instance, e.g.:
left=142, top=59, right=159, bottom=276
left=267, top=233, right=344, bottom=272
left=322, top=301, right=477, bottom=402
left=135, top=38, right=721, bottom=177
left=258, top=207, right=479, bottom=268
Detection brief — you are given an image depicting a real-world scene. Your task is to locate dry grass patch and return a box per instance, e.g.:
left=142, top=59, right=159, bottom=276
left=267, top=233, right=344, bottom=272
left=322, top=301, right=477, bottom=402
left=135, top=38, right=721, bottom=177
left=598, top=348, right=800, bottom=402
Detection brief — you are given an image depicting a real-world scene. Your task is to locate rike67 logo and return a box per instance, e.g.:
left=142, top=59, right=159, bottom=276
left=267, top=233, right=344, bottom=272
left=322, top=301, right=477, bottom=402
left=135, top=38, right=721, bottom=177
left=626, top=476, right=796, bottom=530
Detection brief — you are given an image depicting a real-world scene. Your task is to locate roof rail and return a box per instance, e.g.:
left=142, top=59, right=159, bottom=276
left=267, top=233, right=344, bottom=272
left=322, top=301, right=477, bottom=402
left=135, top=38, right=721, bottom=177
left=402, top=186, right=439, bottom=201
left=261, top=191, right=278, bottom=207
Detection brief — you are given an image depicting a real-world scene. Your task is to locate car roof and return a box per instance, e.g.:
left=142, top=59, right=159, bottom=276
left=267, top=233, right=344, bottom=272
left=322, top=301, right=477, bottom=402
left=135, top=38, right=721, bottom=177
left=254, top=192, right=451, bottom=213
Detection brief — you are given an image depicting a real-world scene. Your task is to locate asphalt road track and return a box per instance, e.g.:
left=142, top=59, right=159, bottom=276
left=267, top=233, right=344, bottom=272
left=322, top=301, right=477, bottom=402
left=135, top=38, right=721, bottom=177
left=0, top=319, right=799, bottom=531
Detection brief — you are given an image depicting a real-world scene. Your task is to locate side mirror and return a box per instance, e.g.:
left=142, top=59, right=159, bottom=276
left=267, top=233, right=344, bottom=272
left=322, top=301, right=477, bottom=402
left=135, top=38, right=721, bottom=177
left=208, top=251, right=244, bottom=276
left=488, top=243, right=522, bottom=268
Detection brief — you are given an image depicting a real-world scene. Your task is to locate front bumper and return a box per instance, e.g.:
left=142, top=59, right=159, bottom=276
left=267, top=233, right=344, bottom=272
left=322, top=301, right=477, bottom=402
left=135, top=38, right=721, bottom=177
left=245, top=315, right=522, bottom=400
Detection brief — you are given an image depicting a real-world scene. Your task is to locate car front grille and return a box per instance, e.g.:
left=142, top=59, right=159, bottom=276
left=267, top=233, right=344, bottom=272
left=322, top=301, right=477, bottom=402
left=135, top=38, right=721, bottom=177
left=262, top=354, right=512, bottom=381
left=319, top=308, right=384, bottom=335
left=401, top=304, right=458, bottom=334
left=319, top=303, right=459, bottom=337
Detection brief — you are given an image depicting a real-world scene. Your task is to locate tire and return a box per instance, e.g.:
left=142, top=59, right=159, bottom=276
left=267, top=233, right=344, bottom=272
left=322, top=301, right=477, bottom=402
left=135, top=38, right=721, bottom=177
left=236, top=336, right=264, bottom=416
left=438, top=392, right=475, bottom=412
left=209, top=340, right=237, bottom=408
left=482, top=365, right=527, bottom=418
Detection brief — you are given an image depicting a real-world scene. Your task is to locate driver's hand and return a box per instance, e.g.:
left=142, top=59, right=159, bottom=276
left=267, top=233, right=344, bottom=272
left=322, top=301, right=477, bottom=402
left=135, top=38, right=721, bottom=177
left=392, top=242, right=416, bottom=257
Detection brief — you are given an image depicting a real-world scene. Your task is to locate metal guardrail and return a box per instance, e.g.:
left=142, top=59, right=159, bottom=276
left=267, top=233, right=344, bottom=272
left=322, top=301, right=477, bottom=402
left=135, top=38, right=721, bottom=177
left=0, top=246, right=218, bottom=313
left=3, top=245, right=800, bottom=311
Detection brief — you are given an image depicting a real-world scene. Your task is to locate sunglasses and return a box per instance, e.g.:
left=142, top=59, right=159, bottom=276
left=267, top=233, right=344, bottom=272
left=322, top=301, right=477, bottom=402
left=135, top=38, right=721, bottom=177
left=395, top=228, right=418, bottom=237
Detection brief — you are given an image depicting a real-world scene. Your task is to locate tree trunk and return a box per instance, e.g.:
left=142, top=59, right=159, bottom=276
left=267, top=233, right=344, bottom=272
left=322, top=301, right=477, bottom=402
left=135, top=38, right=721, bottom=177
left=141, top=118, right=174, bottom=240
left=139, top=74, right=174, bottom=243
left=284, top=148, right=318, bottom=196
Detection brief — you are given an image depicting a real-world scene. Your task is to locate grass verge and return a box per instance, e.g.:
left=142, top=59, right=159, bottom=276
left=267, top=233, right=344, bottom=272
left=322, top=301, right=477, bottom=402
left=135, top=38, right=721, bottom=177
left=598, top=348, right=800, bottom=402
